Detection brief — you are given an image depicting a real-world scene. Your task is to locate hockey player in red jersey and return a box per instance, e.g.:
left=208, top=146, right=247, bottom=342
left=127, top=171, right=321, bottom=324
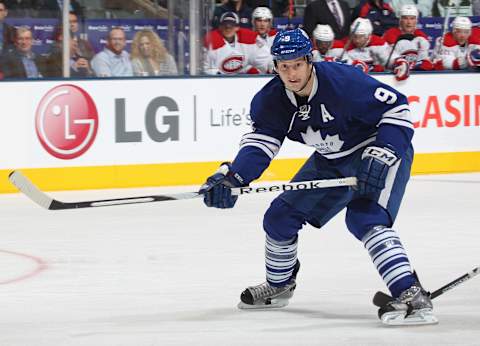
left=346, top=18, right=410, bottom=80
left=251, top=7, right=277, bottom=73
left=433, top=16, right=480, bottom=71
left=383, top=4, right=433, bottom=72
left=311, top=24, right=352, bottom=64
left=203, top=12, right=263, bottom=75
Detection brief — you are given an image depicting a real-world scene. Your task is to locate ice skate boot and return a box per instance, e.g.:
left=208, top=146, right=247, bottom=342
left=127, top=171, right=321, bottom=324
left=237, top=261, right=300, bottom=310
left=378, top=285, right=438, bottom=326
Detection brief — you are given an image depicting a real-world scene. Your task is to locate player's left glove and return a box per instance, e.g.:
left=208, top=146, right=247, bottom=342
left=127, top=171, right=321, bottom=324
left=467, top=49, right=480, bottom=70
left=393, top=58, right=410, bottom=81
left=357, top=143, right=400, bottom=196
left=199, top=163, right=243, bottom=208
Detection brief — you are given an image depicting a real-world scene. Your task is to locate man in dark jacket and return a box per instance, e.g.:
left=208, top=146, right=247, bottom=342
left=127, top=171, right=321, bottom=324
left=0, top=1, right=16, bottom=55
left=352, top=0, right=398, bottom=36
left=212, top=0, right=253, bottom=29
left=303, top=0, right=352, bottom=40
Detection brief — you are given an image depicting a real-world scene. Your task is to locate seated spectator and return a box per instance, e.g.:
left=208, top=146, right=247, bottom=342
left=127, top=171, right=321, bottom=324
left=432, top=0, right=473, bottom=17
left=251, top=6, right=276, bottom=73
left=345, top=18, right=409, bottom=80
left=0, top=1, right=16, bottom=56
left=383, top=4, right=433, bottom=71
left=311, top=24, right=352, bottom=63
left=204, top=11, right=261, bottom=75
left=130, top=30, right=178, bottom=76
left=433, top=16, right=480, bottom=70
left=69, top=12, right=94, bottom=61
left=353, top=0, right=398, bottom=36
left=1, top=26, right=48, bottom=78
left=44, top=31, right=94, bottom=77
left=303, top=0, right=352, bottom=40
left=4, top=0, right=34, bottom=17
left=389, top=0, right=433, bottom=17
left=91, top=27, right=133, bottom=77
left=212, top=0, right=253, bottom=29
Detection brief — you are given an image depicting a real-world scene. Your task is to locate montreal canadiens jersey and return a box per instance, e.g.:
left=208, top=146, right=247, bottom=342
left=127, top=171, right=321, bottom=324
left=231, top=62, right=414, bottom=184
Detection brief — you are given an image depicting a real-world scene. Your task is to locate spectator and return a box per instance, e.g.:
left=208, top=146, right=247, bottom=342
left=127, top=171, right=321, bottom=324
left=311, top=24, right=352, bottom=63
left=130, top=30, right=178, bottom=76
left=383, top=4, right=433, bottom=71
left=432, top=0, right=473, bottom=16
left=433, top=16, right=480, bottom=70
left=91, top=27, right=133, bottom=77
left=69, top=12, right=94, bottom=61
left=388, top=0, right=433, bottom=17
left=0, top=1, right=16, bottom=55
left=1, top=26, right=48, bottom=78
left=212, top=0, right=253, bottom=29
left=303, top=0, right=352, bottom=40
left=204, top=11, right=261, bottom=75
left=353, top=0, right=398, bottom=36
left=4, top=0, right=34, bottom=17
left=34, top=0, right=84, bottom=18
left=251, top=6, right=276, bottom=73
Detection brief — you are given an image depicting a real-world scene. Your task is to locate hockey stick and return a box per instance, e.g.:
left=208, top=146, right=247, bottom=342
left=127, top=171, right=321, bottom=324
left=372, top=266, right=480, bottom=307
left=9, top=170, right=357, bottom=210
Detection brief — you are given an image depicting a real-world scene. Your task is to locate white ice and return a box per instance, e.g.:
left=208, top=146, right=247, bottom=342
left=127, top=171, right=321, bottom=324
left=1, top=173, right=479, bottom=346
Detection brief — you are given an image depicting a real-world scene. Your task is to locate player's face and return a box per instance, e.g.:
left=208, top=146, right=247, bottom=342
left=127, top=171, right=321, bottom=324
left=276, top=57, right=311, bottom=93
left=220, top=23, right=239, bottom=40
left=352, top=34, right=369, bottom=48
left=254, top=18, right=271, bottom=35
left=139, top=36, right=152, bottom=57
left=316, top=40, right=332, bottom=54
left=453, top=28, right=470, bottom=45
left=400, top=15, right=417, bottom=34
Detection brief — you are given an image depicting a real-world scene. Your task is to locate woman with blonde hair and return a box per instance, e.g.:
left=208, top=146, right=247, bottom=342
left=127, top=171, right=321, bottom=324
left=130, top=30, right=178, bottom=76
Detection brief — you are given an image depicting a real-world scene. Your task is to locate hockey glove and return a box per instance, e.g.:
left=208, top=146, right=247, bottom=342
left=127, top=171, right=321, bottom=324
left=467, top=49, right=480, bottom=70
left=357, top=143, right=400, bottom=196
left=393, top=58, right=410, bottom=81
left=199, top=163, right=242, bottom=209
left=352, top=60, right=369, bottom=73
left=414, top=59, right=434, bottom=71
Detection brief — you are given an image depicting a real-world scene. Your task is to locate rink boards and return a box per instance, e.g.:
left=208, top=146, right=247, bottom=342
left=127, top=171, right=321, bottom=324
left=1, top=72, right=479, bottom=193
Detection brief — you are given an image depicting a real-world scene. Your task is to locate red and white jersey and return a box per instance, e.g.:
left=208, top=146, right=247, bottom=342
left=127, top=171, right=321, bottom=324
left=346, top=35, right=394, bottom=69
left=312, top=39, right=353, bottom=64
left=253, top=29, right=277, bottom=73
left=203, top=28, right=261, bottom=75
left=383, top=28, right=431, bottom=65
left=433, top=28, right=480, bottom=70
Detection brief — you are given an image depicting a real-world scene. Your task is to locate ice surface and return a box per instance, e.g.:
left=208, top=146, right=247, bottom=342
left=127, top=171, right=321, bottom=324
left=1, top=173, right=479, bottom=346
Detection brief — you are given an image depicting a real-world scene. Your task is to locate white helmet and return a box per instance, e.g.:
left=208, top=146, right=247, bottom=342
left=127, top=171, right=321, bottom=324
left=252, top=6, right=273, bottom=21
left=400, top=4, right=418, bottom=17
left=313, top=24, right=334, bottom=42
left=452, top=16, right=472, bottom=31
left=351, top=18, right=373, bottom=36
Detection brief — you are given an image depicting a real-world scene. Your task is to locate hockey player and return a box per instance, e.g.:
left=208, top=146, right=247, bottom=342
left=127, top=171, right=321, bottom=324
left=433, top=16, right=480, bottom=71
left=311, top=24, right=352, bottom=64
left=203, top=12, right=262, bottom=75
left=346, top=18, right=410, bottom=80
left=199, top=28, right=437, bottom=326
left=383, top=4, right=433, bottom=71
left=251, top=6, right=277, bottom=73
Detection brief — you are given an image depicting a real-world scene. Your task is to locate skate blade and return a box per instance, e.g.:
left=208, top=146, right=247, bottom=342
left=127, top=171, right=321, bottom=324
left=237, top=299, right=289, bottom=310
left=381, top=309, right=439, bottom=326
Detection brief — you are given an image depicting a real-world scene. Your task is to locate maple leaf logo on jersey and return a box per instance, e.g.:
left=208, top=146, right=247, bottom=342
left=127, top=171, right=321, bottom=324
left=301, top=126, right=344, bottom=154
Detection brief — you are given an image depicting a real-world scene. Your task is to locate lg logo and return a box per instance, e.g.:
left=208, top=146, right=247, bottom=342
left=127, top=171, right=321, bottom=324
left=35, top=85, right=98, bottom=160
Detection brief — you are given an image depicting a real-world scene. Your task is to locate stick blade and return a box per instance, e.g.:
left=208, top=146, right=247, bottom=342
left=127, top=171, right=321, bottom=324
left=9, top=171, right=54, bottom=209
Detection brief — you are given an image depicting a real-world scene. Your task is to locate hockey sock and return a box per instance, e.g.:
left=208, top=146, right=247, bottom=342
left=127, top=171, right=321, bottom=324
left=362, top=226, right=416, bottom=298
left=265, top=234, right=298, bottom=287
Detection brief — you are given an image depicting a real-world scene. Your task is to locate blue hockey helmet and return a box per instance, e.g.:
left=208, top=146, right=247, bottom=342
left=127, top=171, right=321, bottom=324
left=271, top=28, right=313, bottom=62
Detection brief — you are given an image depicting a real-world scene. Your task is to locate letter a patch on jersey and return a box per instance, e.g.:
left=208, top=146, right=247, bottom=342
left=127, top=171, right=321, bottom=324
left=321, top=104, right=335, bottom=123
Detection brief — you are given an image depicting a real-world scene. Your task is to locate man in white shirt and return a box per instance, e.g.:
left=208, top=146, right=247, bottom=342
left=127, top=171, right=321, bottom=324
left=91, top=27, right=133, bottom=77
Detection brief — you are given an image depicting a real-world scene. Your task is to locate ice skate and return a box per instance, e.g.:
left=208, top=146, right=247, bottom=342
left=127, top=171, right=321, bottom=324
left=378, top=285, right=438, bottom=326
left=237, top=261, right=299, bottom=309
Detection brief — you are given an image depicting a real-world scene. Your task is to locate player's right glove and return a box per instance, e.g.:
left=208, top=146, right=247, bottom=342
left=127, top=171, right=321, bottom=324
left=393, top=58, right=410, bottom=81
left=467, top=49, right=480, bottom=70
left=199, top=163, right=243, bottom=209
left=357, top=143, right=400, bottom=196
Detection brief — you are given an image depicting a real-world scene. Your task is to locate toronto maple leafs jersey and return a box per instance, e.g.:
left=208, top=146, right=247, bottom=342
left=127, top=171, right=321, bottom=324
left=230, top=61, right=414, bottom=184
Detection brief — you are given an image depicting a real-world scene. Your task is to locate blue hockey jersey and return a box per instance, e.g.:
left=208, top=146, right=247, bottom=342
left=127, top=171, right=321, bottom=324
left=231, top=62, right=414, bottom=185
